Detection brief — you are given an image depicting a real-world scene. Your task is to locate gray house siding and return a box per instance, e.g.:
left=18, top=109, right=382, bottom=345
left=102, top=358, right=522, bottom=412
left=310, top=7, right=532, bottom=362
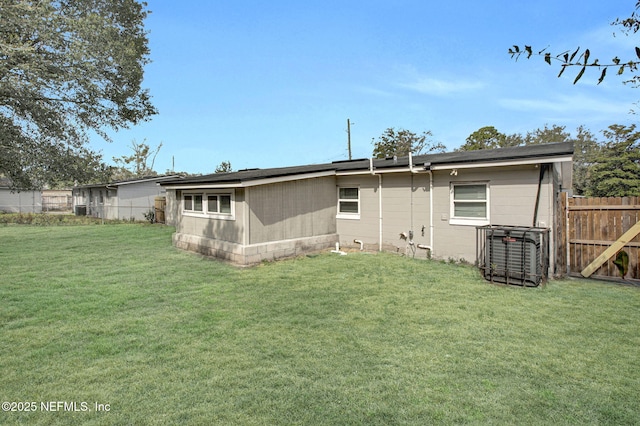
left=164, top=189, right=178, bottom=226
left=336, top=173, right=432, bottom=257
left=116, top=181, right=165, bottom=221
left=0, top=188, right=42, bottom=213
left=172, top=177, right=339, bottom=264
left=174, top=188, right=245, bottom=244
left=336, top=164, right=562, bottom=269
left=248, top=177, right=336, bottom=245
left=73, top=176, right=176, bottom=221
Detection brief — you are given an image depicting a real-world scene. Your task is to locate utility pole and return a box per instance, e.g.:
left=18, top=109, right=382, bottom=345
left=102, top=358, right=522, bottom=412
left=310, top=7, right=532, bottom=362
left=347, top=118, right=353, bottom=160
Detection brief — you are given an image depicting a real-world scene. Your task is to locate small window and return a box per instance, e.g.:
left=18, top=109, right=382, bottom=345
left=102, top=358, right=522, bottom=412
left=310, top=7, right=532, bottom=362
left=450, top=182, right=489, bottom=225
left=183, top=194, right=203, bottom=212
left=183, top=191, right=234, bottom=219
left=337, top=187, right=360, bottom=219
left=184, top=195, right=193, bottom=211
left=220, top=195, right=232, bottom=214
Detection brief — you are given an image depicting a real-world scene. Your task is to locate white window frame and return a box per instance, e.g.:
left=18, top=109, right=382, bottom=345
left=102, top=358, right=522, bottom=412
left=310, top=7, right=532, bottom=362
left=449, top=182, right=490, bottom=226
left=337, top=186, right=360, bottom=220
left=182, top=190, right=235, bottom=220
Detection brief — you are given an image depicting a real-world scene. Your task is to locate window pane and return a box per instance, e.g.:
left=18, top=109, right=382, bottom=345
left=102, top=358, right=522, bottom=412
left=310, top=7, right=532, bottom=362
left=454, top=202, right=486, bottom=218
left=207, top=195, right=218, bottom=213
left=339, top=201, right=359, bottom=214
left=220, top=195, right=232, bottom=213
left=339, top=188, right=359, bottom=199
left=184, top=195, right=193, bottom=210
left=194, top=195, right=203, bottom=211
left=454, top=185, right=486, bottom=201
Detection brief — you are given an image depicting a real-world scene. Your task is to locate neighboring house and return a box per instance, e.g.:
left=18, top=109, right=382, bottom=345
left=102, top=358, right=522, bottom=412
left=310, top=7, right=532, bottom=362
left=73, top=175, right=182, bottom=221
left=0, top=178, right=42, bottom=213
left=160, top=143, right=573, bottom=275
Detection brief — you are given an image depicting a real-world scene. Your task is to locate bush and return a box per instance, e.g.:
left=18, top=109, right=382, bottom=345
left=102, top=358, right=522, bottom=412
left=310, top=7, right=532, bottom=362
left=0, top=213, right=128, bottom=226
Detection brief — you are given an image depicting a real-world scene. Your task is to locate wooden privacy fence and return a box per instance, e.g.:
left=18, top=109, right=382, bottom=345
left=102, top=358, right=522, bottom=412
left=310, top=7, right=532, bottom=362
left=558, top=193, right=640, bottom=282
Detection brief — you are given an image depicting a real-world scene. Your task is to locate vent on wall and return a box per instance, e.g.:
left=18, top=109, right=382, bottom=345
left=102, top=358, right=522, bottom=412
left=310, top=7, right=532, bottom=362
left=476, top=225, right=549, bottom=287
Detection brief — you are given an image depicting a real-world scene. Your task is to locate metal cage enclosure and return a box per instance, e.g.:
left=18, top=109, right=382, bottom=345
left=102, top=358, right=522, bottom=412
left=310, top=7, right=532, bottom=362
left=476, top=225, right=550, bottom=287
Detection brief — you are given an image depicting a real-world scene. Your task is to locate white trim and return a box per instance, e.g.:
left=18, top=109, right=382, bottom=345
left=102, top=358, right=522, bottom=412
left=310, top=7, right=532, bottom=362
left=164, top=170, right=335, bottom=190
left=431, top=155, right=572, bottom=171
left=336, top=186, right=360, bottom=220
left=449, top=182, right=490, bottom=226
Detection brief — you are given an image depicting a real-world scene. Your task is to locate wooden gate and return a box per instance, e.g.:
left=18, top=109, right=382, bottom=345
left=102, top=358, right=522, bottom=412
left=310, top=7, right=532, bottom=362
left=558, top=193, right=640, bottom=281
left=154, top=196, right=166, bottom=224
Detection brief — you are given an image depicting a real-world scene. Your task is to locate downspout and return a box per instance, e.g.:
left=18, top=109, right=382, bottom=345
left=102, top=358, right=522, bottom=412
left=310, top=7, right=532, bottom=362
left=371, top=158, right=383, bottom=252
left=429, top=169, right=434, bottom=253
left=417, top=162, right=434, bottom=254
left=533, top=163, right=549, bottom=227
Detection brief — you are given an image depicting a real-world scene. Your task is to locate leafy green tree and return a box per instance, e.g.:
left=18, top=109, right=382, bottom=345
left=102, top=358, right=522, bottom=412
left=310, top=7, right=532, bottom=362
left=112, top=140, right=162, bottom=180
left=0, top=0, right=156, bottom=189
left=509, top=1, right=640, bottom=86
left=215, top=161, right=232, bottom=173
left=570, top=126, right=600, bottom=196
left=522, top=124, right=600, bottom=196
left=458, top=124, right=600, bottom=196
left=372, top=128, right=445, bottom=159
left=456, top=126, right=521, bottom=151
left=587, top=124, right=640, bottom=197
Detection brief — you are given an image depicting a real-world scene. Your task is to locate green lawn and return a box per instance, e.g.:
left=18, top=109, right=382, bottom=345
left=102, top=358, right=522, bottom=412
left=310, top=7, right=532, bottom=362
left=1, top=224, right=639, bottom=425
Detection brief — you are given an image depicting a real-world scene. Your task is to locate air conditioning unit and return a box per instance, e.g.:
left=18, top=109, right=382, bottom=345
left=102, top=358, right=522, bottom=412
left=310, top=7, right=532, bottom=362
left=476, top=225, right=549, bottom=287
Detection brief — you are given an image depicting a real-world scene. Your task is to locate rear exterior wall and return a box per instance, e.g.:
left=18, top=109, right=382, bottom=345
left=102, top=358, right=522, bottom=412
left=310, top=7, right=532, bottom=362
left=336, top=173, right=432, bottom=258
left=337, top=164, right=558, bottom=267
left=247, top=177, right=337, bottom=245
left=432, top=164, right=555, bottom=267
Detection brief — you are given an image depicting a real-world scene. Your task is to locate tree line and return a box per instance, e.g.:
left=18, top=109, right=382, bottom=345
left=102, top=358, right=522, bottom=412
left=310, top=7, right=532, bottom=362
left=371, top=123, right=640, bottom=197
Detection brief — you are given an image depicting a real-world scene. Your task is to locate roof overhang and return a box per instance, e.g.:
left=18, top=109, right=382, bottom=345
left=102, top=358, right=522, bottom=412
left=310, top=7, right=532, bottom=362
left=428, top=154, right=573, bottom=171
left=163, top=170, right=336, bottom=190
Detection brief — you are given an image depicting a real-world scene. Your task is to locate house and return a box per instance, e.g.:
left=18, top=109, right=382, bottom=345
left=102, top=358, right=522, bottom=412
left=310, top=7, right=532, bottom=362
left=72, top=175, right=182, bottom=221
left=0, top=178, right=42, bottom=213
left=160, top=143, right=573, bottom=275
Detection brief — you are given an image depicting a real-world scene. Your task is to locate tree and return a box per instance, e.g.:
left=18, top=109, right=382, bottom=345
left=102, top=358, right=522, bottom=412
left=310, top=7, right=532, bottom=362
left=0, top=0, right=156, bottom=189
left=456, top=126, right=518, bottom=151
left=509, top=1, right=640, bottom=86
left=112, top=139, right=162, bottom=179
left=372, top=128, right=445, bottom=159
left=587, top=124, right=640, bottom=197
left=522, top=124, right=600, bottom=196
left=457, top=124, right=600, bottom=196
left=215, top=161, right=232, bottom=173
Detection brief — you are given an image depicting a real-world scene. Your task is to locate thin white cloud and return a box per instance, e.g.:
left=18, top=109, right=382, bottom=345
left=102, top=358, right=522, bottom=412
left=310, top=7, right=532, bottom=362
left=399, top=76, right=485, bottom=96
left=499, top=93, right=630, bottom=115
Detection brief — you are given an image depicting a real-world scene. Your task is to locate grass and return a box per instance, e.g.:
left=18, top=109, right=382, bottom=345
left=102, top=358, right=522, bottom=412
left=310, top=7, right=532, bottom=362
left=1, top=224, right=639, bottom=425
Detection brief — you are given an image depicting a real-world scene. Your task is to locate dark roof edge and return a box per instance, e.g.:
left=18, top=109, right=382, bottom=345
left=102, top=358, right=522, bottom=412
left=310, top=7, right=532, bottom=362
left=160, top=142, right=574, bottom=186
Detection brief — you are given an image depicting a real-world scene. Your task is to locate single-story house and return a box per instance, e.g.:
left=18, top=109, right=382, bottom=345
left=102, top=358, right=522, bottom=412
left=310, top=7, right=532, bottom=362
left=72, top=175, right=182, bottom=221
left=0, top=178, right=42, bottom=213
left=160, top=142, right=573, bottom=276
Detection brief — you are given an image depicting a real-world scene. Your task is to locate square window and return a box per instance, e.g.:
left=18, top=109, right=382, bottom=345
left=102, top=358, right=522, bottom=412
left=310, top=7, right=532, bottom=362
left=338, top=187, right=360, bottom=218
left=450, top=183, right=489, bottom=225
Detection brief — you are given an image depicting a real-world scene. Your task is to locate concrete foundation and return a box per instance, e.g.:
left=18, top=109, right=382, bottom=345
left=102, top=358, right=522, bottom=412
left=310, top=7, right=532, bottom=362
left=173, top=232, right=339, bottom=265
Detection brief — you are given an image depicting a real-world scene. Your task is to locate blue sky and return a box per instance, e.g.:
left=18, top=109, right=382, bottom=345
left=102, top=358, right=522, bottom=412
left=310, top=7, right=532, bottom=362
left=94, top=1, right=639, bottom=175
